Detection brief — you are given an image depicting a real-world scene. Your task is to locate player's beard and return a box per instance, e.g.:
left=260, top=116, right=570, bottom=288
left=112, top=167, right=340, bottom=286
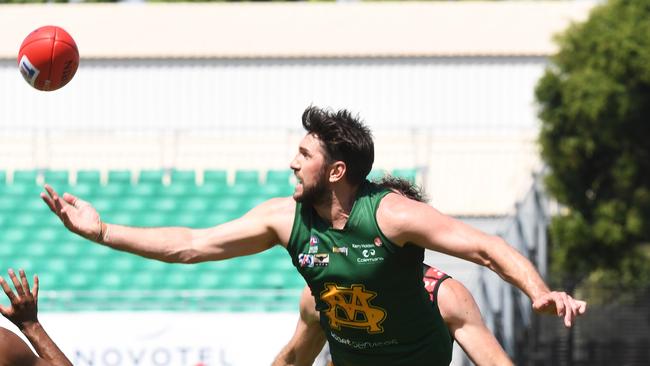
left=296, top=166, right=330, bottom=207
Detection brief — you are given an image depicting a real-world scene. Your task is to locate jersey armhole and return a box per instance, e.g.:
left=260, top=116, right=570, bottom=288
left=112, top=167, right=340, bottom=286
left=286, top=201, right=303, bottom=254
left=372, top=189, right=401, bottom=250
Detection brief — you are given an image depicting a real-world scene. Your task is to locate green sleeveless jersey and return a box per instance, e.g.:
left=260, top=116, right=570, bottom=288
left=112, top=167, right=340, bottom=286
left=287, top=181, right=453, bottom=366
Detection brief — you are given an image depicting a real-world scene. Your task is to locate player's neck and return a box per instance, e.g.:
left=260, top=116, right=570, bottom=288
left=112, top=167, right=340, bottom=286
left=313, top=182, right=359, bottom=230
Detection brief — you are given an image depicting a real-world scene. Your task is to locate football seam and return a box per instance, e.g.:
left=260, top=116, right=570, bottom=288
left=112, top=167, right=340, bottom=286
left=47, top=27, right=56, bottom=89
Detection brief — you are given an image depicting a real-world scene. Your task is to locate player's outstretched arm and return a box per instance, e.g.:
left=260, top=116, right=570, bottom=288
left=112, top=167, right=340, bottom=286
left=273, top=287, right=326, bottom=366
left=378, top=193, right=586, bottom=327
left=437, top=279, right=513, bottom=366
left=0, top=269, right=72, bottom=366
left=41, top=185, right=294, bottom=263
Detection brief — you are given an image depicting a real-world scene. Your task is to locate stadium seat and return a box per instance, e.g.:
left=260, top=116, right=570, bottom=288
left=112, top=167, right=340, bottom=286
left=0, top=170, right=5, bottom=184
left=13, top=170, right=39, bottom=185
left=171, top=169, right=196, bottom=185
left=76, top=170, right=100, bottom=185
left=203, top=170, right=227, bottom=186
left=108, top=170, right=131, bottom=184
left=235, top=170, right=259, bottom=185
left=138, top=169, right=164, bottom=185
left=266, top=169, right=293, bottom=185
left=44, top=170, right=69, bottom=186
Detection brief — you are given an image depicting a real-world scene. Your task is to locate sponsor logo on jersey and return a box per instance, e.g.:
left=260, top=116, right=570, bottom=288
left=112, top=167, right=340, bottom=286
left=332, top=246, right=348, bottom=256
left=309, top=235, right=319, bottom=246
left=308, top=246, right=319, bottom=254
left=19, top=55, right=39, bottom=86
left=314, top=253, right=329, bottom=267
left=374, top=237, right=383, bottom=247
left=298, top=253, right=314, bottom=268
left=349, top=244, right=385, bottom=264
left=320, top=283, right=387, bottom=334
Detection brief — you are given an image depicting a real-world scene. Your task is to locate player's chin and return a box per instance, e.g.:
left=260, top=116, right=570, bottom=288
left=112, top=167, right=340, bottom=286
left=292, top=184, right=303, bottom=201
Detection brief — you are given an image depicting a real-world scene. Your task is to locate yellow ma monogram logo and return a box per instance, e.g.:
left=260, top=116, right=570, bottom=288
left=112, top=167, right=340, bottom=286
left=320, top=283, right=387, bottom=334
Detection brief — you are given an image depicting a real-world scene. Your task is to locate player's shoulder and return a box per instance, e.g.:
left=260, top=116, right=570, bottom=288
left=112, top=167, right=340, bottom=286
left=252, top=196, right=296, bottom=216
left=377, top=191, right=419, bottom=218
left=436, top=278, right=476, bottom=321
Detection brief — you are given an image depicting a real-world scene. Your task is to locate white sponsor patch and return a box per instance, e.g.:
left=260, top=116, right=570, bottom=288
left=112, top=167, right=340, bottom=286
left=19, top=55, right=40, bottom=86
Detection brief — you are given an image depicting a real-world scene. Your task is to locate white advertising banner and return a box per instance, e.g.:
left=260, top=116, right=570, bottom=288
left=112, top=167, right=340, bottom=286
left=0, top=312, right=301, bottom=366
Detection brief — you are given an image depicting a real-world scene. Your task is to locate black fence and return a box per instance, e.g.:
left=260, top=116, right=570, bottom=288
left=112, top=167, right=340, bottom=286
left=517, top=285, right=650, bottom=366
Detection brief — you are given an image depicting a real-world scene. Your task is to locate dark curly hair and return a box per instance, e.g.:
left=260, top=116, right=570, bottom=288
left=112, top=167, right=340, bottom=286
left=301, top=106, right=374, bottom=186
left=374, top=175, right=426, bottom=203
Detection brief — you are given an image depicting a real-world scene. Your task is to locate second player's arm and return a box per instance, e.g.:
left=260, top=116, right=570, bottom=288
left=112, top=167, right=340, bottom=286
left=273, top=287, right=327, bottom=366
left=437, top=279, right=513, bottom=366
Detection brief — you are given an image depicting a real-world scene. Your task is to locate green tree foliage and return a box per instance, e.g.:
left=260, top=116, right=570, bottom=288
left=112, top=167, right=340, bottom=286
left=536, top=0, right=650, bottom=286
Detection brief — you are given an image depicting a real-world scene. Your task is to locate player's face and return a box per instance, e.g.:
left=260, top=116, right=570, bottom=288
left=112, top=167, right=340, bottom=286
left=290, top=134, right=330, bottom=205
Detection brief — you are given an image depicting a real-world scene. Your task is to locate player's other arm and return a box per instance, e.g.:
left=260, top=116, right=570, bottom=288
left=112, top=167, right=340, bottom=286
left=273, top=287, right=326, bottom=366
left=437, top=279, right=513, bottom=366
left=0, top=269, right=72, bottom=366
left=378, top=193, right=586, bottom=327
left=41, top=185, right=294, bottom=263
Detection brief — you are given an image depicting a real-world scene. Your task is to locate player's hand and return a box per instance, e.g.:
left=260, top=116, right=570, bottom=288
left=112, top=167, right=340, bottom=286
left=532, top=291, right=587, bottom=328
left=0, top=269, right=39, bottom=330
left=41, top=184, right=102, bottom=241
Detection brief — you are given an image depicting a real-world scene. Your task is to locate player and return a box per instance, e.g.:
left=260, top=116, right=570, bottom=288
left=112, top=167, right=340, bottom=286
left=273, top=177, right=513, bottom=366
left=274, top=265, right=513, bottom=366
left=41, top=106, right=586, bottom=365
left=0, top=269, right=72, bottom=366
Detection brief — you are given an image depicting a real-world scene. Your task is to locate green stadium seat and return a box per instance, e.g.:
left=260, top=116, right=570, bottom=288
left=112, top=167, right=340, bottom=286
left=159, top=184, right=191, bottom=196
left=0, top=170, right=6, bottom=184
left=203, top=170, right=227, bottom=186
left=101, top=183, right=129, bottom=197
left=67, top=273, right=92, bottom=290
left=138, top=170, right=164, bottom=185
left=151, top=197, right=178, bottom=212
left=0, top=195, right=18, bottom=211
left=235, top=170, right=259, bottom=185
left=171, top=170, right=196, bottom=185
left=13, top=170, right=39, bottom=185
left=76, top=170, right=100, bottom=185
left=127, top=184, right=157, bottom=197
left=0, top=183, right=31, bottom=197
left=44, top=170, right=69, bottom=186
left=266, top=169, right=293, bottom=185
left=0, top=228, right=27, bottom=243
left=69, top=182, right=95, bottom=197
left=108, top=170, right=131, bottom=184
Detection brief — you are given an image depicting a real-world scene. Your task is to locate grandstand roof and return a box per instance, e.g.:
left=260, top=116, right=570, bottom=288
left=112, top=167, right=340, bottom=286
left=0, top=1, right=597, bottom=59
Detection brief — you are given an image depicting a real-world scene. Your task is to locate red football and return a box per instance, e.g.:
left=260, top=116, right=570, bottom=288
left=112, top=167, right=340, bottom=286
left=18, top=25, right=79, bottom=91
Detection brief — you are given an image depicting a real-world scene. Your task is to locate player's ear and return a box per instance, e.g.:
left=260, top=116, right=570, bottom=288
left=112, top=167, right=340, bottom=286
left=328, top=161, right=346, bottom=183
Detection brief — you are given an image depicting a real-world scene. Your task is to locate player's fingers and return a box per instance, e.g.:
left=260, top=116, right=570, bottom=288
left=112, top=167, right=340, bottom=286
left=44, top=184, right=57, bottom=199
left=32, top=275, right=39, bottom=300
left=8, top=269, right=25, bottom=297
left=0, top=276, right=17, bottom=303
left=63, top=192, right=78, bottom=206
left=563, top=296, right=574, bottom=327
left=0, top=304, right=8, bottom=316
left=40, top=192, right=58, bottom=213
left=19, top=269, right=32, bottom=300
left=576, top=300, right=587, bottom=315
left=532, top=296, right=551, bottom=313
left=553, top=293, right=566, bottom=318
